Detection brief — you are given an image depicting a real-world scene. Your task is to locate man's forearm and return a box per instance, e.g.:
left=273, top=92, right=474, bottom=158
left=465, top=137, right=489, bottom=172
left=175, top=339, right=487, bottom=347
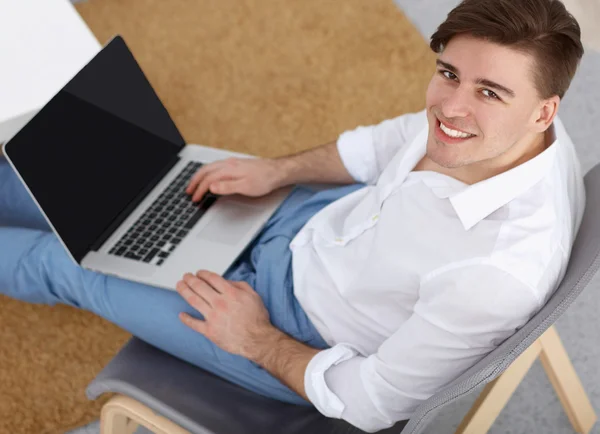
left=246, top=325, right=321, bottom=402
left=275, top=140, right=355, bottom=186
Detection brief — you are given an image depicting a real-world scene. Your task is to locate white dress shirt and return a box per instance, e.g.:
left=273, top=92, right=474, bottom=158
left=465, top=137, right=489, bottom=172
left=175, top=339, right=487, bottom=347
left=290, top=109, right=586, bottom=432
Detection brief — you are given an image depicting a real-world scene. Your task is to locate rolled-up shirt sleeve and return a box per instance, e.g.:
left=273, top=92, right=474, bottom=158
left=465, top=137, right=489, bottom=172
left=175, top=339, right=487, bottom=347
left=304, top=264, right=542, bottom=432
left=336, top=110, right=427, bottom=185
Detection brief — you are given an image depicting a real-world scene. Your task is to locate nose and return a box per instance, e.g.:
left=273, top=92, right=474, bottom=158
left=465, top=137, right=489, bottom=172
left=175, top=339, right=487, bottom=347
left=440, top=85, right=472, bottom=120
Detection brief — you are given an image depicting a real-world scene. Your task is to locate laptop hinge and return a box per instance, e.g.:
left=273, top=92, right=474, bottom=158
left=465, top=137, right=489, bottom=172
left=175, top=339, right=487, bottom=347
left=89, top=154, right=182, bottom=252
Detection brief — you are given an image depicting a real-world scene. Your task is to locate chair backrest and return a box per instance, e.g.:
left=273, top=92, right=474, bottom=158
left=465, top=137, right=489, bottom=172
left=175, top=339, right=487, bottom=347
left=400, top=162, right=600, bottom=434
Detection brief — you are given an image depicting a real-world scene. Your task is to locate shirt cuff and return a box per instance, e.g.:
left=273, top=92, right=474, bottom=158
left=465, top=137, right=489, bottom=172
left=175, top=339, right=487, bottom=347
left=336, top=126, right=376, bottom=184
left=304, top=342, right=362, bottom=418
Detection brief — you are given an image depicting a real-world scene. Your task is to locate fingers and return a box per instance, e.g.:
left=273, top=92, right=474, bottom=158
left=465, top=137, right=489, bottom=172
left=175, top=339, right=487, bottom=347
left=179, top=312, right=207, bottom=335
left=179, top=273, right=214, bottom=307
left=176, top=278, right=211, bottom=317
left=195, top=270, right=233, bottom=297
left=229, top=279, right=253, bottom=292
left=186, top=158, right=244, bottom=201
left=209, top=179, right=246, bottom=195
left=190, top=173, right=225, bottom=202
left=186, top=162, right=218, bottom=194
left=186, top=161, right=226, bottom=199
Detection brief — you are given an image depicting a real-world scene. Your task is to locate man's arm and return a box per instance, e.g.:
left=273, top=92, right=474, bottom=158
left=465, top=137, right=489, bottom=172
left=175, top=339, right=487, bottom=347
left=187, top=139, right=357, bottom=200
left=299, top=265, right=542, bottom=431
left=270, top=110, right=427, bottom=187
left=275, top=140, right=356, bottom=186
left=245, top=326, right=321, bottom=402
left=175, top=271, right=323, bottom=402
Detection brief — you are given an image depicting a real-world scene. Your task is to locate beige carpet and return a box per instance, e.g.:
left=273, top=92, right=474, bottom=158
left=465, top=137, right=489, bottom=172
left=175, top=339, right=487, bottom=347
left=0, top=1, right=435, bottom=433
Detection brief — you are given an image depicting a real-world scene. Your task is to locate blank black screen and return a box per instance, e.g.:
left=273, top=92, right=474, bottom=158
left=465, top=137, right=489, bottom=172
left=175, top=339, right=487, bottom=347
left=4, top=36, right=185, bottom=262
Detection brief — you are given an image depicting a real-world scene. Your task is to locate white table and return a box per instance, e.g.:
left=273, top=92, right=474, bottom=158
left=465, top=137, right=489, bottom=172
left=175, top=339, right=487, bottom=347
left=0, top=0, right=101, bottom=144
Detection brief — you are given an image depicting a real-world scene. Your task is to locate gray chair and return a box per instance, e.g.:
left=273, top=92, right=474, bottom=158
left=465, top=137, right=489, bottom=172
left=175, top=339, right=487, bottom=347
left=87, top=163, right=600, bottom=434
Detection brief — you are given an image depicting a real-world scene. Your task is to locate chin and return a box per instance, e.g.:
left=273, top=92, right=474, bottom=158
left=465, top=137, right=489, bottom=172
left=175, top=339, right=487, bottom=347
left=430, top=155, right=465, bottom=169
left=427, top=142, right=466, bottom=169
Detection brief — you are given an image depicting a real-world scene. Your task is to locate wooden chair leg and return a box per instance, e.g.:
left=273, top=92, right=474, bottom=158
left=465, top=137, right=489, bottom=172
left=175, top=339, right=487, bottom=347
left=455, top=340, right=542, bottom=434
left=456, top=325, right=596, bottom=434
left=100, top=395, right=191, bottom=434
left=539, top=326, right=597, bottom=434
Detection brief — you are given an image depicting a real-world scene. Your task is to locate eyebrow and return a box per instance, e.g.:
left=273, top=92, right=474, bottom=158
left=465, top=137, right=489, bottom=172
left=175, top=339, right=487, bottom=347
left=436, top=59, right=516, bottom=98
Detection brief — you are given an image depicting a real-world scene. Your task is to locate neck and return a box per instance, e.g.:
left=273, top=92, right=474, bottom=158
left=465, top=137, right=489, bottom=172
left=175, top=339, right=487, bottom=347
left=415, top=131, right=549, bottom=185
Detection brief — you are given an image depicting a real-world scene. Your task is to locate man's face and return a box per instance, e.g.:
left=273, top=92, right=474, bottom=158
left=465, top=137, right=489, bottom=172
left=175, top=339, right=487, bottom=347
left=425, top=34, right=550, bottom=174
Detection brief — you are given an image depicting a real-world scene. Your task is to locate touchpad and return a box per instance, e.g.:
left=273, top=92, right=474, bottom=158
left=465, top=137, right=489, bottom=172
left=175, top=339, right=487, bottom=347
left=196, top=201, right=262, bottom=246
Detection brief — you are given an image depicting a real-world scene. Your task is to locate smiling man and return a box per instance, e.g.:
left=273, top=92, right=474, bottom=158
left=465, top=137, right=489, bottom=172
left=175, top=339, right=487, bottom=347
left=0, top=0, right=586, bottom=432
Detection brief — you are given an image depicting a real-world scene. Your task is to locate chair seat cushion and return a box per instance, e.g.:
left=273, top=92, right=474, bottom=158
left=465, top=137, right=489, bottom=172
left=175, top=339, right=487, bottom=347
left=87, top=338, right=408, bottom=434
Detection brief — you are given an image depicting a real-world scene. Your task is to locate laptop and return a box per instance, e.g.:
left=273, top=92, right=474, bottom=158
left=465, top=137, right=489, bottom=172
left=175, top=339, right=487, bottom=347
left=1, top=35, right=292, bottom=291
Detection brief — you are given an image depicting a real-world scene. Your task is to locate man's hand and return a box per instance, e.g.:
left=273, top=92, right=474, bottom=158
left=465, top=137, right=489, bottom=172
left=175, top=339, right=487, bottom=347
left=177, top=270, right=322, bottom=402
left=176, top=270, right=274, bottom=358
left=186, top=157, right=284, bottom=202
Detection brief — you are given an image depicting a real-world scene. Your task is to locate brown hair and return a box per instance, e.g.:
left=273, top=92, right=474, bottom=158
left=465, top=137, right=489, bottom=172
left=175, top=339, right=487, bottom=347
left=430, top=0, right=584, bottom=99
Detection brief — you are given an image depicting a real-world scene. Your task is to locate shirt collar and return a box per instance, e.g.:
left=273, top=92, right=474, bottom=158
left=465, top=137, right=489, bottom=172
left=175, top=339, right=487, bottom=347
left=402, top=122, right=559, bottom=231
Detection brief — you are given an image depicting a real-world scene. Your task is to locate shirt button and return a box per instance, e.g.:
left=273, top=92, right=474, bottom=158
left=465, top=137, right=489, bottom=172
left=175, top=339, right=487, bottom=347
left=371, top=214, right=379, bottom=221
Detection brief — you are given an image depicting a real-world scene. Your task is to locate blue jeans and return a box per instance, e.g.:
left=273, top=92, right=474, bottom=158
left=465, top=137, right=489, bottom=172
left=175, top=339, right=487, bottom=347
left=0, top=157, right=364, bottom=405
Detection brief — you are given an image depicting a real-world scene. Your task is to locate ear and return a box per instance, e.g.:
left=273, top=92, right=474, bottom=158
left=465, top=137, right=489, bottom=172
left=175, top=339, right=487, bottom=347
left=532, top=95, right=560, bottom=133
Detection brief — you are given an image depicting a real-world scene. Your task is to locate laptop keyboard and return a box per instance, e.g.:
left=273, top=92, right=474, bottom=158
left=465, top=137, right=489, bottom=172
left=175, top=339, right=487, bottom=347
left=108, top=161, right=218, bottom=266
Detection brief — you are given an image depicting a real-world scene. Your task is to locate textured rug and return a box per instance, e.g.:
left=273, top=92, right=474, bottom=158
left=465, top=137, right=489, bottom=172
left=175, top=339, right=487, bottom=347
left=1, top=0, right=435, bottom=432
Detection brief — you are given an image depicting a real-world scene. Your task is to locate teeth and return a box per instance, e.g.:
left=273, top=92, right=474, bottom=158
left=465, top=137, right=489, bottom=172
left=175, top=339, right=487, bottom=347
left=440, top=121, right=473, bottom=139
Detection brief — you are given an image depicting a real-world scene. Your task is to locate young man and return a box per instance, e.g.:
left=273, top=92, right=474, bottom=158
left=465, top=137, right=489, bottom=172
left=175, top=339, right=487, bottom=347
left=0, top=0, right=585, bottom=431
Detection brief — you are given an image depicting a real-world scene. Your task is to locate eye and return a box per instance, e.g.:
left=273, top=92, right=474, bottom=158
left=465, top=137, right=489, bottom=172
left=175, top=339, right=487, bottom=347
left=482, top=89, right=500, bottom=100
left=440, top=70, right=458, bottom=81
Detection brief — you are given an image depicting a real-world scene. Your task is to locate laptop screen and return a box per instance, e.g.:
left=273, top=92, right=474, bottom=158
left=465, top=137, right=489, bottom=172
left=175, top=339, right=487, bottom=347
left=4, top=36, right=186, bottom=263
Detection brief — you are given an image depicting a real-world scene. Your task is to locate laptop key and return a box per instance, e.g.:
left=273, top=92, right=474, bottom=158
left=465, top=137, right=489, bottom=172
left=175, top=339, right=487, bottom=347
left=143, top=248, right=160, bottom=263
left=183, top=208, right=206, bottom=230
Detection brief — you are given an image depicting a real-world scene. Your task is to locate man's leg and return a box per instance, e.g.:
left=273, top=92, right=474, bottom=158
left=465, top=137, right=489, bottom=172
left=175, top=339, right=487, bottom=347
left=0, top=154, right=367, bottom=404
left=0, top=181, right=366, bottom=407
left=0, top=155, right=304, bottom=403
left=0, top=157, right=50, bottom=230
left=0, top=225, right=316, bottom=404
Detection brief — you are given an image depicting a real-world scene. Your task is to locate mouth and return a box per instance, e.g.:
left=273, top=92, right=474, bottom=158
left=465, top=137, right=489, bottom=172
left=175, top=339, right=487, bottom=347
left=434, top=118, right=477, bottom=144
